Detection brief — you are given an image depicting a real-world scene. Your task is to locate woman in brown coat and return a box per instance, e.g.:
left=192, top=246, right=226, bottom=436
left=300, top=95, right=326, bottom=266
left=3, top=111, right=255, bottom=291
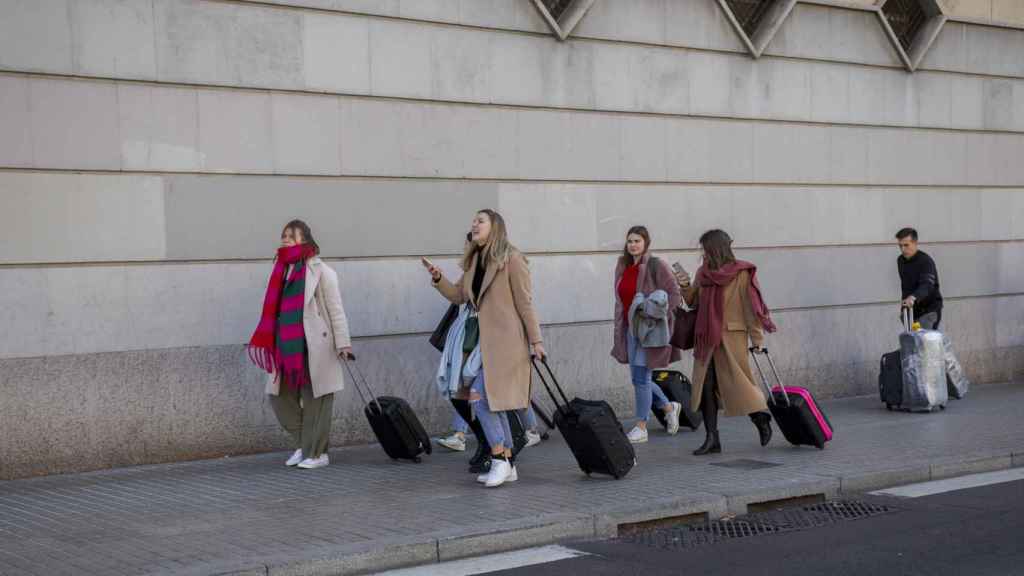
left=610, top=226, right=683, bottom=444
left=424, top=209, right=545, bottom=487
left=681, top=229, right=777, bottom=455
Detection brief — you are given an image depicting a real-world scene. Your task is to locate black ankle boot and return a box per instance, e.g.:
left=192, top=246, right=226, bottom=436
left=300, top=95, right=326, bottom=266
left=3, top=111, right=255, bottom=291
left=751, top=412, right=773, bottom=447
left=469, top=454, right=491, bottom=474
left=692, top=431, right=721, bottom=455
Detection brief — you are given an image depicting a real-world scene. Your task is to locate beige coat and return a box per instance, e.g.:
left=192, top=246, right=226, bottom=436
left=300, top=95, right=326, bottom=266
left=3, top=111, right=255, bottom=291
left=434, top=250, right=543, bottom=411
left=266, top=256, right=352, bottom=399
left=684, top=270, right=769, bottom=417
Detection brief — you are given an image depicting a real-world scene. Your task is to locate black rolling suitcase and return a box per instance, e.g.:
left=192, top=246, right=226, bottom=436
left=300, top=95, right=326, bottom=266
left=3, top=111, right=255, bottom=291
left=650, top=370, right=703, bottom=431
left=879, top=350, right=903, bottom=408
left=533, top=358, right=636, bottom=479
left=344, top=359, right=431, bottom=463
left=750, top=348, right=833, bottom=450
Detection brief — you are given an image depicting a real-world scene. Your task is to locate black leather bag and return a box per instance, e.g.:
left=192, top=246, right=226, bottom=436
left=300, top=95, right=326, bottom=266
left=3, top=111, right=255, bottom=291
left=429, top=304, right=459, bottom=352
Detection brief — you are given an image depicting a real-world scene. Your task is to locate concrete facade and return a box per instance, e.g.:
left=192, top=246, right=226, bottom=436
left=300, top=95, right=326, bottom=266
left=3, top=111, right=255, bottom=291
left=1, top=0, right=1022, bottom=479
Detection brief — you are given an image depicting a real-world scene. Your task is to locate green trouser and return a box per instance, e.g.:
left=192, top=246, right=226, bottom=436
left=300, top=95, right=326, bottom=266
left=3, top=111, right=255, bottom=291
left=270, top=385, right=335, bottom=459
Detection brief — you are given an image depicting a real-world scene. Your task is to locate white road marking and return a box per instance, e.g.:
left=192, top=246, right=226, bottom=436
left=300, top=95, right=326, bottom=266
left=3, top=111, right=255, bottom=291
left=870, top=468, right=1024, bottom=498
left=370, top=544, right=588, bottom=575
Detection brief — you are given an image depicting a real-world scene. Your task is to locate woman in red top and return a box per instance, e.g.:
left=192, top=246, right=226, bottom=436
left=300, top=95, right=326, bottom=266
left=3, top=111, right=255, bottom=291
left=610, top=226, right=683, bottom=444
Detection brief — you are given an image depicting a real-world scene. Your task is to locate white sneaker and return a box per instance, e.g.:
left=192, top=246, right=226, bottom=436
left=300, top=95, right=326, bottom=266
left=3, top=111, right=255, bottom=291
left=285, top=449, right=304, bottom=467
left=484, top=459, right=517, bottom=488
left=437, top=432, right=467, bottom=452
left=665, top=402, right=682, bottom=436
left=477, top=461, right=518, bottom=484
left=296, top=454, right=329, bottom=469
left=627, top=426, right=649, bottom=444
left=525, top=430, right=542, bottom=448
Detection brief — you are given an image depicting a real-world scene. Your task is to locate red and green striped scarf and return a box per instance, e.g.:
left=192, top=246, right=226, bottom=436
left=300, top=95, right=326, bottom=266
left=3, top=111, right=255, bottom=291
left=248, top=244, right=317, bottom=389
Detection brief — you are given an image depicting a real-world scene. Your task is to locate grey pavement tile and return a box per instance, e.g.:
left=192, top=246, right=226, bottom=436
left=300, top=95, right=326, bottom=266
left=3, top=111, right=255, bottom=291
left=0, top=383, right=1020, bottom=575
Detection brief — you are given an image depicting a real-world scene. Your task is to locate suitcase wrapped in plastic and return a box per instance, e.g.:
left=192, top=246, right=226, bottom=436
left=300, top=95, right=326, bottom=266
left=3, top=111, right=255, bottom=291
left=650, top=370, right=702, bottom=431
left=879, top=310, right=948, bottom=413
left=344, top=359, right=431, bottom=463
left=750, top=348, right=833, bottom=450
left=533, top=359, right=636, bottom=479
left=899, top=328, right=948, bottom=412
left=943, top=334, right=970, bottom=400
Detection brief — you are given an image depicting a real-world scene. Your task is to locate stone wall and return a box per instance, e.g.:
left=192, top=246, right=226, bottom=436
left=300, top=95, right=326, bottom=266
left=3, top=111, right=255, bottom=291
left=1, top=0, right=1022, bottom=479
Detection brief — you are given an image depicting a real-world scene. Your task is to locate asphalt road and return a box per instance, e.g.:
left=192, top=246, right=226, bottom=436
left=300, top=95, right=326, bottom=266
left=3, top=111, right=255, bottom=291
left=488, top=477, right=1024, bottom=576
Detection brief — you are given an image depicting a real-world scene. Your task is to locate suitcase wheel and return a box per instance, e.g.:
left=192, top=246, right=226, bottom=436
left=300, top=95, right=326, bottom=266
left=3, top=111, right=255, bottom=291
left=413, top=456, right=422, bottom=463
left=885, top=404, right=893, bottom=411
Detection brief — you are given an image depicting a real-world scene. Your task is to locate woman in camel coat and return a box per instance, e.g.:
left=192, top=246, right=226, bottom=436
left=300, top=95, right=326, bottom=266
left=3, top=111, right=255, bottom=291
left=682, top=229, right=776, bottom=456
left=424, top=209, right=545, bottom=488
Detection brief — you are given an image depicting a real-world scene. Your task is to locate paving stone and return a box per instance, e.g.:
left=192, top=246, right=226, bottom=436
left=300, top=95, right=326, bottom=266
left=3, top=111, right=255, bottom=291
left=0, top=383, right=1020, bottom=575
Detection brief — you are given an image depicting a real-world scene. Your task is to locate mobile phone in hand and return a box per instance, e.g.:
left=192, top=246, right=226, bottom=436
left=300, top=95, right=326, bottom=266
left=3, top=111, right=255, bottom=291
left=421, top=257, right=435, bottom=270
left=672, top=262, right=688, bottom=276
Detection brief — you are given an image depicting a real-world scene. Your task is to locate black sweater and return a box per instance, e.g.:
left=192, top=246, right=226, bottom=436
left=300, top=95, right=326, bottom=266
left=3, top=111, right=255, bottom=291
left=898, top=250, right=943, bottom=319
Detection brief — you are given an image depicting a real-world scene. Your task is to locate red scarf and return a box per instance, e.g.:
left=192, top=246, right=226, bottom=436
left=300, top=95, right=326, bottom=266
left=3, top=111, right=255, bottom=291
left=247, top=244, right=317, bottom=388
left=694, top=260, right=776, bottom=363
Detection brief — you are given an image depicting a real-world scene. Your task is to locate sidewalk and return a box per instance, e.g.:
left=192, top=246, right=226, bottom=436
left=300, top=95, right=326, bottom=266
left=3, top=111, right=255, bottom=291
left=2, top=383, right=1022, bottom=576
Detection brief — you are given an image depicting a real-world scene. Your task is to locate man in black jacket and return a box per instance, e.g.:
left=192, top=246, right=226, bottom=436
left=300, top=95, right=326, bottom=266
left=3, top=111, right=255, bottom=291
left=896, top=228, right=943, bottom=330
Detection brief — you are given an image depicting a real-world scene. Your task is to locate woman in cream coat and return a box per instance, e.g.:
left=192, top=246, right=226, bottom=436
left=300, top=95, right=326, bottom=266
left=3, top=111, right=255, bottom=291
left=248, top=220, right=353, bottom=470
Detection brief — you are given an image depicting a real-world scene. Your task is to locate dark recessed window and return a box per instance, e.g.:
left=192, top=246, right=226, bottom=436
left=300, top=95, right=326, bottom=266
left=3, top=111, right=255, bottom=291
left=542, top=0, right=575, bottom=21
left=882, top=0, right=928, bottom=51
left=723, top=0, right=779, bottom=38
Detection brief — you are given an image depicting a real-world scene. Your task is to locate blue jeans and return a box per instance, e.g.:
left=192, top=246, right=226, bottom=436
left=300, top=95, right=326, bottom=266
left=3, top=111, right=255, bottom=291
left=470, top=371, right=513, bottom=452
left=628, top=332, right=668, bottom=422
left=518, top=406, right=538, bottom=431
left=451, top=411, right=469, bottom=435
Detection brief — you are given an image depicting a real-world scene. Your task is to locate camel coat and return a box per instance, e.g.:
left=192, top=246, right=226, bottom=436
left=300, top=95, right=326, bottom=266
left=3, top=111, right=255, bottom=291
left=683, top=270, right=769, bottom=417
left=266, top=257, right=352, bottom=399
left=434, top=250, right=543, bottom=412
left=611, top=254, right=682, bottom=369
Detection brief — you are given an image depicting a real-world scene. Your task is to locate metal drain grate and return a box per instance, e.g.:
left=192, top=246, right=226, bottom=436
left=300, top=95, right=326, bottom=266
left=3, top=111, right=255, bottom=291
left=623, top=500, right=895, bottom=549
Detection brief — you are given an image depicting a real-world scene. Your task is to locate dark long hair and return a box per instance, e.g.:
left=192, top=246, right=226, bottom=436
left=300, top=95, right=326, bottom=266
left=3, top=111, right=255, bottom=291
left=282, top=219, right=321, bottom=255
left=699, top=229, right=735, bottom=271
left=619, top=226, right=651, bottom=268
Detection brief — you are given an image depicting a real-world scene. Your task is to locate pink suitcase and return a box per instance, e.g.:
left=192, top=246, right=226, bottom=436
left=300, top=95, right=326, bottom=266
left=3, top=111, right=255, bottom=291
left=751, top=348, right=834, bottom=450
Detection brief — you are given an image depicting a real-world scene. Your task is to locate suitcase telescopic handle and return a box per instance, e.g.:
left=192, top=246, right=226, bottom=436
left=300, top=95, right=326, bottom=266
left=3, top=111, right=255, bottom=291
left=531, top=357, right=571, bottom=412
left=749, top=347, right=791, bottom=407
left=902, top=307, right=913, bottom=332
left=342, top=357, right=384, bottom=414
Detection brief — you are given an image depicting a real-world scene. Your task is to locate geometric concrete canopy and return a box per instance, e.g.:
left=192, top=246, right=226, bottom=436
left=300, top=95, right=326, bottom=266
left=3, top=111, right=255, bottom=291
left=716, top=0, right=799, bottom=58
left=876, top=0, right=947, bottom=71
left=530, top=0, right=598, bottom=41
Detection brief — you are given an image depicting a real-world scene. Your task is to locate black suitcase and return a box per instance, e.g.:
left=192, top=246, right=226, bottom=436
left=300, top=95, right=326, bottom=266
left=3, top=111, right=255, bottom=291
left=533, top=359, right=636, bottom=479
left=650, top=370, right=702, bottom=431
left=879, top=350, right=903, bottom=409
left=344, top=359, right=431, bottom=463
left=750, top=349, right=834, bottom=450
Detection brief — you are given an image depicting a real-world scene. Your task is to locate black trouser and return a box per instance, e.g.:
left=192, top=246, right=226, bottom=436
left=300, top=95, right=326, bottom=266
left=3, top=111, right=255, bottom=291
left=450, top=398, right=489, bottom=451
left=699, top=360, right=770, bottom=435
left=700, top=361, right=719, bottom=435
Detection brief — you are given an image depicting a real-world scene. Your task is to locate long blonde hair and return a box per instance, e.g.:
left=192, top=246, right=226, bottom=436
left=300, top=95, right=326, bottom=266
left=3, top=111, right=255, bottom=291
left=462, top=209, right=515, bottom=271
